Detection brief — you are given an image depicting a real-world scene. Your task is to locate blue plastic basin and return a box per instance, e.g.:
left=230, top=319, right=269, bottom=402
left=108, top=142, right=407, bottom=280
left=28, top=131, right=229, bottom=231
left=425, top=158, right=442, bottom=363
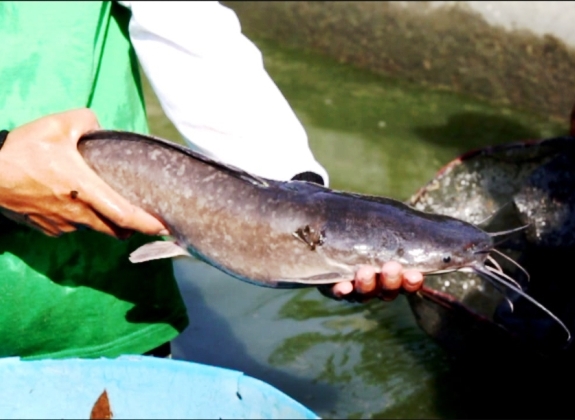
left=0, top=356, right=319, bottom=419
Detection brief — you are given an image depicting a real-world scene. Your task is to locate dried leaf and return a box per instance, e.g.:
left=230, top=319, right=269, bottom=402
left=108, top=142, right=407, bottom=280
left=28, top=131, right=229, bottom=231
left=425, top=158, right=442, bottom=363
left=90, top=389, right=113, bottom=419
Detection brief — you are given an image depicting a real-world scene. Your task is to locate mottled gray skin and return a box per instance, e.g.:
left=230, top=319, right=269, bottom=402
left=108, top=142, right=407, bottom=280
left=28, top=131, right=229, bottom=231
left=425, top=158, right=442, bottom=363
left=78, top=131, right=493, bottom=288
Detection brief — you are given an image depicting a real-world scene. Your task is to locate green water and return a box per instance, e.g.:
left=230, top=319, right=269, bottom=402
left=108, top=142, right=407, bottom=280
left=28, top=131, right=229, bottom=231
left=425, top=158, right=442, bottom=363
left=256, top=39, right=564, bottom=199
left=144, top=39, right=565, bottom=419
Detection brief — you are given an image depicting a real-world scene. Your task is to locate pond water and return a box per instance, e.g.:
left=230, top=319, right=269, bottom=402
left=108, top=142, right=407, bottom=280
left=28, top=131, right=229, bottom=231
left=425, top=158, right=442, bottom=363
left=144, top=39, right=566, bottom=418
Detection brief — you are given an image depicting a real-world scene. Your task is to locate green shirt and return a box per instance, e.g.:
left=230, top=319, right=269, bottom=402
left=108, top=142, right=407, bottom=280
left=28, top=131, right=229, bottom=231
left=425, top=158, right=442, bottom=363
left=0, top=1, right=188, bottom=359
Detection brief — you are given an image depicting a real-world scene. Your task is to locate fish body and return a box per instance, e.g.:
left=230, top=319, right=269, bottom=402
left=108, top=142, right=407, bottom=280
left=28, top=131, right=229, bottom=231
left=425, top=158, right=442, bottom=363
left=78, top=130, right=492, bottom=288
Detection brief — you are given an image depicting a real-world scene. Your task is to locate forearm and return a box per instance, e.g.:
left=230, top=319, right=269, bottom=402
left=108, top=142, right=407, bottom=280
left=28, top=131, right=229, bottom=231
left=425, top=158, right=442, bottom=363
left=118, top=1, right=328, bottom=184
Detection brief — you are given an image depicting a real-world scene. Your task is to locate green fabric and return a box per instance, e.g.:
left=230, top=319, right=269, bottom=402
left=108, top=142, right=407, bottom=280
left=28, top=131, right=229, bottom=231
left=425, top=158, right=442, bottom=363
left=0, top=1, right=188, bottom=359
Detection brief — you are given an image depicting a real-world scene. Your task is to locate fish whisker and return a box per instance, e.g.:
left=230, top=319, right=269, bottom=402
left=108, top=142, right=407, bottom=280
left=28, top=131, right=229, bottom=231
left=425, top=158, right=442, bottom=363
left=488, top=224, right=530, bottom=238
left=492, top=236, right=522, bottom=249
left=473, top=249, right=490, bottom=255
left=475, top=201, right=512, bottom=226
left=486, top=254, right=503, bottom=273
left=489, top=248, right=530, bottom=283
left=472, top=264, right=571, bottom=343
left=473, top=265, right=516, bottom=311
left=484, top=264, right=523, bottom=290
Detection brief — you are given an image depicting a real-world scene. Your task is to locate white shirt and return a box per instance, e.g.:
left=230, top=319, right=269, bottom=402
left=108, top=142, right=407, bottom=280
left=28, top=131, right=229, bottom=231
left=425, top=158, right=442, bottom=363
left=117, top=1, right=329, bottom=185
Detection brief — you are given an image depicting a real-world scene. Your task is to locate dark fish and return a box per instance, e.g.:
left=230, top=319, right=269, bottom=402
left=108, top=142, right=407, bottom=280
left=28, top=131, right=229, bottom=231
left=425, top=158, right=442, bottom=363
left=77, top=130, right=571, bottom=342
left=409, top=136, right=575, bottom=349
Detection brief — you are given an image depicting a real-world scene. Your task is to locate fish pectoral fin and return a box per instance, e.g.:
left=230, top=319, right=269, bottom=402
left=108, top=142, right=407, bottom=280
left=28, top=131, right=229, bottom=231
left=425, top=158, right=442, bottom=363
left=129, top=241, right=192, bottom=263
left=276, top=272, right=351, bottom=285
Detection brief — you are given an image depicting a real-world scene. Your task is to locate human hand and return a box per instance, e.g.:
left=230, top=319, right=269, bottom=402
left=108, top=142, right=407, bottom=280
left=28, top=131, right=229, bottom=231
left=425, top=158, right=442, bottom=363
left=0, top=108, right=168, bottom=238
left=320, top=261, right=424, bottom=302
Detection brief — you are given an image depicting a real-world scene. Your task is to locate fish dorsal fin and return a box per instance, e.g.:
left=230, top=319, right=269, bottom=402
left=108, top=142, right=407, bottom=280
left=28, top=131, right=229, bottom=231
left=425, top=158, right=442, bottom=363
left=80, top=130, right=270, bottom=188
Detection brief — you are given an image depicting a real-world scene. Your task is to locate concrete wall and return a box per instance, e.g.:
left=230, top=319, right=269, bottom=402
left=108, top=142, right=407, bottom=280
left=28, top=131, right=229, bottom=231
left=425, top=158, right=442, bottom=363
left=430, top=1, right=575, bottom=47
left=226, top=1, right=575, bottom=120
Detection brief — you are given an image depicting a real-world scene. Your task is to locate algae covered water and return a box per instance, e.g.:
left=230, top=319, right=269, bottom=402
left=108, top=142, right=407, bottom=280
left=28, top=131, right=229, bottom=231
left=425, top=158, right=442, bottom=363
left=144, top=38, right=565, bottom=418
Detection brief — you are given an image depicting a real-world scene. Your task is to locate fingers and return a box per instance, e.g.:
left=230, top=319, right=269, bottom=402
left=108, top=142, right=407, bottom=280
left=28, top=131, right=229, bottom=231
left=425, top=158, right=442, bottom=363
left=324, top=261, right=425, bottom=303
left=68, top=211, right=135, bottom=239
left=15, top=207, right=137, bottom=239
left=402, top=269, right=424, bottom=293
left=354, top=265, right=377, bottom=294
left=352, top=261, right=403, bottom=299
left=8, top=108, right=100, bottom=149
left=331, top=281, right=354, bottom=298
left=61, top=108, right=101, bottom=144
left=26, top=210, right=117, bottom=238
left=8, top=213, right=60, bottom=237
left=377, top=261, right=402, bottom=301
left=377, top=262, right=424, bottom=300
left=380, top=261, right=403, bottom=289
left=321, top=267, right=377, bottom=302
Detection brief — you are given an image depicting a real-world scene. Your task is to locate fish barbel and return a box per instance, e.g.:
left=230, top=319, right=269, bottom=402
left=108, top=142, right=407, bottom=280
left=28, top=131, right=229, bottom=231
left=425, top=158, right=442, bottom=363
left=78, top=130, right=571, bottom=341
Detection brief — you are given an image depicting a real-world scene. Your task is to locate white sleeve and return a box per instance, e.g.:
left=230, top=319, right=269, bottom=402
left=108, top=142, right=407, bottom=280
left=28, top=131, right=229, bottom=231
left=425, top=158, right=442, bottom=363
left=116, top=1, right=329, bottom=185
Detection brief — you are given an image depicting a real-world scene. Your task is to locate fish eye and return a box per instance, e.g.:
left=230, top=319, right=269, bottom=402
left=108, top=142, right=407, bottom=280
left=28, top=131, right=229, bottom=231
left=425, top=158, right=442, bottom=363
left=442, top=256, right=451, bottom=263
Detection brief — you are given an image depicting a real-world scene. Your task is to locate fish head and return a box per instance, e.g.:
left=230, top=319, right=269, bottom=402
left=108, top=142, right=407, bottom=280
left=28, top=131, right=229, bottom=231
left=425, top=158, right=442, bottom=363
left=401, top=216, right=493, bottom=275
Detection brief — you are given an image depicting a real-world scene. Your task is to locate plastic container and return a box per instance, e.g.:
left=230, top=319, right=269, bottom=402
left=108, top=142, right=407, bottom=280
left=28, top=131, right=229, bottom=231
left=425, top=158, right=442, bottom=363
left=0, top=355, right=319, bottom=419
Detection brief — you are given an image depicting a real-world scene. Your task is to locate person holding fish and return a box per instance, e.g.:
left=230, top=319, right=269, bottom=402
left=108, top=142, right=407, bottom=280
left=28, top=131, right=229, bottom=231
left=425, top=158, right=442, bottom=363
left=0, top=2, right=423, bottom=359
